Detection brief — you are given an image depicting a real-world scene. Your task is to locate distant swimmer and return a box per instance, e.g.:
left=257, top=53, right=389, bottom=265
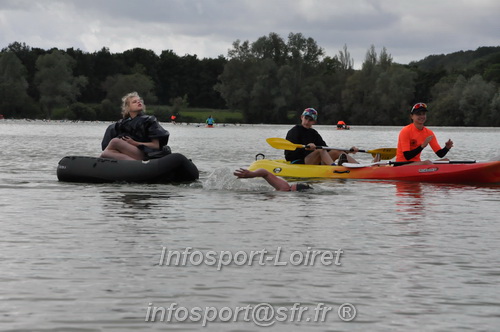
left=336, top=120, right=349, bottom=130
left=206, top=115, right=215, bottom=127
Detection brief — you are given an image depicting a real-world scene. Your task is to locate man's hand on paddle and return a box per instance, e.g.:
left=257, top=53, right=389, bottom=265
left=348, top=146, right=359, bottom=154
left=305, top=143, right=317, bottom=150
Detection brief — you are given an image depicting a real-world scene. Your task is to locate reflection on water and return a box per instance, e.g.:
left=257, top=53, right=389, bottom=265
left=394, top=181, right=425, bottom=220
left=105, top=191, right=175, bottom=210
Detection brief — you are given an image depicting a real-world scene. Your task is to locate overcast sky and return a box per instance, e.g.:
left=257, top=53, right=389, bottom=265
left=1, top=0, right=499, bottom=68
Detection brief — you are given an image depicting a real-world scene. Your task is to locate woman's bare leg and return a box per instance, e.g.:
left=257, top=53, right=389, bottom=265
left=305, top=150, right=334, bottom=165
left=100, top=138, right=145, bottom=160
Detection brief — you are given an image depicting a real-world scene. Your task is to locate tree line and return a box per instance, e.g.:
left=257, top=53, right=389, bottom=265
left=0, top=41, right=227, bottom=121
left=1, top=34, right=499, bottom=126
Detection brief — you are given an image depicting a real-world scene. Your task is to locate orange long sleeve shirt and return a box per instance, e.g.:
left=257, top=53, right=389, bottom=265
left=396, top=124, right=441, bottom=162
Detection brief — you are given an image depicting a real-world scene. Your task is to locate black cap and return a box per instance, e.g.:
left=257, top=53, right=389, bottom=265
left=411, top=102, right=428, bottom=114
left=295, top=183, right=313, bottom=191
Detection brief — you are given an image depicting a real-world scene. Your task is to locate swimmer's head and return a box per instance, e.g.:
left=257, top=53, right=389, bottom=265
left=290, top=183, right=313, bottom=191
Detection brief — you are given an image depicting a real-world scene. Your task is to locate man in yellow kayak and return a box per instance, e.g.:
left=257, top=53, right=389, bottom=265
left=285, top=108, right=358, bottom=166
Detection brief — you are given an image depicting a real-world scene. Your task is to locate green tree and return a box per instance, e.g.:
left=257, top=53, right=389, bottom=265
left=483, top=63, right=500, bottom=84
left=171, top=94, right=189, bottom=115
left=378, top=47, right=393, bottom=70
left=216, top=32, right=327, bottom=123
left=99, top=99, right=119, bottom=121
left=459, top=75, right=496, bottom=126
left=65, top=47, right=101, bottom=102
left=411, top=68, right=447, bottom=103
left=343, top=46, right=383, bottom=124
left=34, top=50, right=88, bottom=118
left=249, top=58, right=289, bottom=123
left=372, top=67, right=416, bottom=125
left=430, top=75, right=466, bottom=126
left=92, top=47, right=127, bottom=81
left=102, top=72, right=157, bottom=107
left=252, top=32, right=288, bottom=65
left=4, top=42, right=47, bottom=100
left=215, top=38, right=263, bottom=121
left=215, top=57, right=258, bottom=121
left=227, top=39, right=253, bottom=60
left=54, top=102, right=96, bottom=121
left=342, top=45, right=415, bottom=125
left=121, top=48, right=159, bottom=80
left=196, top=56, right=227, bottom=108
left=286, top=32, right=324, bottom=113
left=155, top=50, right=226, bottom=108
left=0, top=51, right=35, bottom=117
left=362, top=45, right=378, bottom=73
left=337, top=44, right=354, bottom=71
left=489, top=91, right=500, bottom=126
left=431, top=74, right=497, bottom=126
left=156, top=50, right=182, bottom=104
left=318, top=45, right=354, bottom=124
left=70, top=102, right=96, bottom=121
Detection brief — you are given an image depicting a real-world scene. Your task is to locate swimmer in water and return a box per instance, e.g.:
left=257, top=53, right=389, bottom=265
left=233, top=168, right=312, bottom=191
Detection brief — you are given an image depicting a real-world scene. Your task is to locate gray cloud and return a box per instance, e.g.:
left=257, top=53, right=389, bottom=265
left=1, top=0, right=498, bottom=67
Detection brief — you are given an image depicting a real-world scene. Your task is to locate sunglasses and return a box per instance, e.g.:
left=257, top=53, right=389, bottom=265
left=412, top=103, right=427, bottom=111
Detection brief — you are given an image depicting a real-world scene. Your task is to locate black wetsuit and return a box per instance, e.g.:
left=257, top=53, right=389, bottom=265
left=101, top=114, right=170, bottom=154
left=284, top=125, right=326, bottom=163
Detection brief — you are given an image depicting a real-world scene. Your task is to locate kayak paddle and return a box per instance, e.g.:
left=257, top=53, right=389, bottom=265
left=266, top=137, right=397, bottom=160
left=342, top=160, right=482, bottom=168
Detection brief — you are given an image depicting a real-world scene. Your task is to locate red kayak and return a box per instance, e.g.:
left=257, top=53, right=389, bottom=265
left=248, top=159, right=500, bottom=184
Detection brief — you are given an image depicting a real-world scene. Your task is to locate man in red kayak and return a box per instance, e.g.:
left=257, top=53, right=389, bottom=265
left=285, top=108, right=358, bottom=166
left=396, top=103, right=454, bottom=165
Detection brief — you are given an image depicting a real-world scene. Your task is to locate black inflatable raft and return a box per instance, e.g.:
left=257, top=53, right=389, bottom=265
left=57, top=153, right=199, bottom=183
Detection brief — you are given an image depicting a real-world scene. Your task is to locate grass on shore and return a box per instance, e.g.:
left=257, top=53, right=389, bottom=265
left=121, top=105, right=244, bottom=123
left=52, top=104, right=244, bottom=123
left=167, top=108, right=243, bottom=123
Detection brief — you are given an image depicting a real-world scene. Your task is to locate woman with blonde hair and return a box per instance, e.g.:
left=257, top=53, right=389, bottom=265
left=100, top=92, right=170, bottom=160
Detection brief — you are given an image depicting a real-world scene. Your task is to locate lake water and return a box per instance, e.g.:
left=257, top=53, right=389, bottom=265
left=1, top=120, right=500, bottom=331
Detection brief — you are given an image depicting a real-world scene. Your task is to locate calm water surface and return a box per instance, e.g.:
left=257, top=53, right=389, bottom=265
left=1, top=120, right=500, bottom=331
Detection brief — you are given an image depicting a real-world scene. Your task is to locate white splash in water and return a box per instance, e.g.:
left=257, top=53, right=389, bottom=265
left=203, top=167, right=271, bottom=191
